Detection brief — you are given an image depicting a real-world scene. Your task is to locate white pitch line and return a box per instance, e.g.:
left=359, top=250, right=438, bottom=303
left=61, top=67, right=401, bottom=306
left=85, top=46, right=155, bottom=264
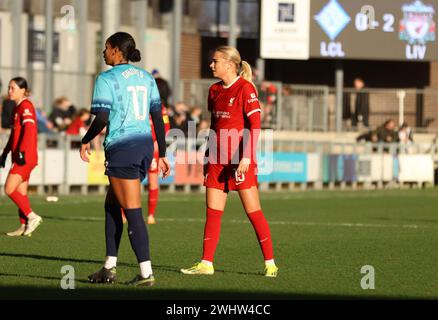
left=0, top=215, right=437, bottom=230
left=156, top=218, right=438, bottom=230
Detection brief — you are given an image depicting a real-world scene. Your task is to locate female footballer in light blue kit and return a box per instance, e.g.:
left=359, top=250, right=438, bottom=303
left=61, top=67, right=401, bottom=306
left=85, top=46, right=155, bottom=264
left=80, top=32, right=170, bottom=286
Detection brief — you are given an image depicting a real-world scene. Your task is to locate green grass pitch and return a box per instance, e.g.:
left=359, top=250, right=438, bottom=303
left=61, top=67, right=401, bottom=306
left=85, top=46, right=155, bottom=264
left=0, top=189, right=437, bottom=300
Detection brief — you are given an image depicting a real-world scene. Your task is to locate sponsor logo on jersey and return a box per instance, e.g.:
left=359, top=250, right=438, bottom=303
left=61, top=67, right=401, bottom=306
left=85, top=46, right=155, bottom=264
left=247, top=93, right=258, bottom=104
left=214, top=111, right=231, bottom=119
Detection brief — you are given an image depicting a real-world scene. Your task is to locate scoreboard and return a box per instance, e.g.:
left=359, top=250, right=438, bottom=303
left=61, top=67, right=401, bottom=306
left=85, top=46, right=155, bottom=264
left=261, top=0, right=438, bottom=61
left=310, top=0, right=437, bottom=61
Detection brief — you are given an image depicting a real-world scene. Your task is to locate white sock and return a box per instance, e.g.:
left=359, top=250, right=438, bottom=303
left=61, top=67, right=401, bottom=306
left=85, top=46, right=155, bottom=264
left=201, top=260, right=213, bottom=266
left=139, top=260, right=152, bottom=278
left=104, top=256, right=117, bottom=269
left=265, top=259, right=275, bottom=267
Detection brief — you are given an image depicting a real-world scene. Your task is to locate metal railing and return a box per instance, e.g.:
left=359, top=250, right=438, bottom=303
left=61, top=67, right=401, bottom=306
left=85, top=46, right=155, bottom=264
left=281, top=84, right=329, bottom=131
left=0, top=66, right=95, bottom=112
left=330, top=88, right=438, bottom=133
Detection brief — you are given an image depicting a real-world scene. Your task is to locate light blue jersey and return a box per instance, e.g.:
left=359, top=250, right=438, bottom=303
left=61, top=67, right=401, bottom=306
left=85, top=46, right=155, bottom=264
left=90, top=64, right=161, bottom=149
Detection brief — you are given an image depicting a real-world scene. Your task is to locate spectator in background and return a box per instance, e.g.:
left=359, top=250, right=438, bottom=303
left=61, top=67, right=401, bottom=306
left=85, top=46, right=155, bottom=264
left=152, top=69, right=171, bottom=107
left=169, top=102, right=189, bottom=134
left=49, top=96, right=76, bottom=132
left=198, top=119, right=210, bottom=132
left=356, top=129, right=378, bottom=143
left=189, top=106, right=203, bottom=130
left=356, top=119, right=399, bottom=144
left=170, top=111, right=188, bottom=135
left=398, top=122, right=413, bottom=144
left=66, top=108, right=91, bottom=136
left=351, top=77, right=370, bottom=128
left=1, top=96, right=15, bottom=132
left=259, top=81, right=277, bottom=128
left=376, top=119, right=398, bottom=143
left=173, top=101, right=189, bottom=116
left=342, top=90, right=352, bottom=130
left=36, top=108, right=54, bottom=134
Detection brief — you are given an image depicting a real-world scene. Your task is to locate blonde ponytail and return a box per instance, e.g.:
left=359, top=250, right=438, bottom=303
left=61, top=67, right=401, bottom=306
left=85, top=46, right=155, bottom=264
left=239, top=61, right=252, bottom=83
left=240, top=60, right=257, bottom=94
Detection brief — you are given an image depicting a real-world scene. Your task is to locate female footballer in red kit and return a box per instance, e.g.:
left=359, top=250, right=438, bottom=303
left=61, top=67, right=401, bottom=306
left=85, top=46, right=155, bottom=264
left=181, top=46, right=278, bottom=277
left=1, top=77, right=42, bottom=237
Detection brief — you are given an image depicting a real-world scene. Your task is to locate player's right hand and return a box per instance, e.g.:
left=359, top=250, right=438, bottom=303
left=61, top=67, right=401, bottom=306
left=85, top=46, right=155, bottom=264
left=80, top=143, right=92, bottom=162
left=16, top=151, right=26, bottom=166
left=158, top=157, right=170, bottom=179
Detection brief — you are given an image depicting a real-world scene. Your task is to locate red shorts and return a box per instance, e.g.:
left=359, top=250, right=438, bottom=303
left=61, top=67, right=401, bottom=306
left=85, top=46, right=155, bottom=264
left=9, top=163, right=37, bottom=182
left=203, top=163, right=258, bottom=192
left=148, top=143, right=159, bottom=174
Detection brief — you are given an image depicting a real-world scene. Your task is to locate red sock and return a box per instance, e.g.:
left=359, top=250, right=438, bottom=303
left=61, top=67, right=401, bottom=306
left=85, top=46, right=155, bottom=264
left=247, top=210, right=274, bottom=261
left=8, top=191, right=32, bottom=215
left=202, top=207, right=224, bottom=262
left=148, top=188, right=159, bottom=216
left=18, top=210, right=27, bottom=225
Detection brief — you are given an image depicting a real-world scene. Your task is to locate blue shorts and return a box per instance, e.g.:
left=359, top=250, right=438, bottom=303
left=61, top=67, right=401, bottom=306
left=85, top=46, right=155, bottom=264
left=104, top=137, right=154, bottom=181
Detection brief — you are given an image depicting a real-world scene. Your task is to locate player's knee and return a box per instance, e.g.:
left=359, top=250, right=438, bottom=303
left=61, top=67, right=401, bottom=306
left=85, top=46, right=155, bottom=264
left=4, top=185, right=16, bottom=196
left=120, top=197, right=141, bottom=209
left=245, top=206, right=262, bottom=215
left=123, top=203, right=141, bottom=209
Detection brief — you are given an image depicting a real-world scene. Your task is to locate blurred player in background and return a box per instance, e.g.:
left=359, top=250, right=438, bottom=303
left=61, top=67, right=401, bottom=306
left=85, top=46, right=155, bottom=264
left=146, top=104, right=170, bottom=224
left=0, top=77, right=42, bottom=237
left=181, top=46, right=278, bottom=277
left=80, top=32, right=170, bottom=286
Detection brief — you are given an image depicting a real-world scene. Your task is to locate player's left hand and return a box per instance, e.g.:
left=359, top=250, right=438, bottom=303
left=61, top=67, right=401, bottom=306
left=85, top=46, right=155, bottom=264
left=158, top=157, right=170, bottom=179
left=80, top=143, right=92, bottom=162
left=237, top=157, right=251, bottom=175
left=0, top=153, right=7, bottom=168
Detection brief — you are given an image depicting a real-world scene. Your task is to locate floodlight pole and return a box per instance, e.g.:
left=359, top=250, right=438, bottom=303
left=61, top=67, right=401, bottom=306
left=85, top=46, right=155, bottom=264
left=75, top=0, right=88, bottom=108
left=11, top=0, right=23, bottom=77
left=44, top=0, right=54, bottom=113
left=228, top=0, right=238, bottom=48
left=335, top=62, right=344, bottom=133
left=132, top=0, right=147, bottom=69
left=101, top=0, right=120, bottom=71
left=172, top=0, right=182, bottom=104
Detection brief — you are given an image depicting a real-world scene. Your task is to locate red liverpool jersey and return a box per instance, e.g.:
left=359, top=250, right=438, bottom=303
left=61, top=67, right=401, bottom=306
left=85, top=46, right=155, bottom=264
left=150, top=104, right=170, bottom=142
left=11, top=99, right=38, bottom=164
left=208, top=77, right=261, bottom=164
